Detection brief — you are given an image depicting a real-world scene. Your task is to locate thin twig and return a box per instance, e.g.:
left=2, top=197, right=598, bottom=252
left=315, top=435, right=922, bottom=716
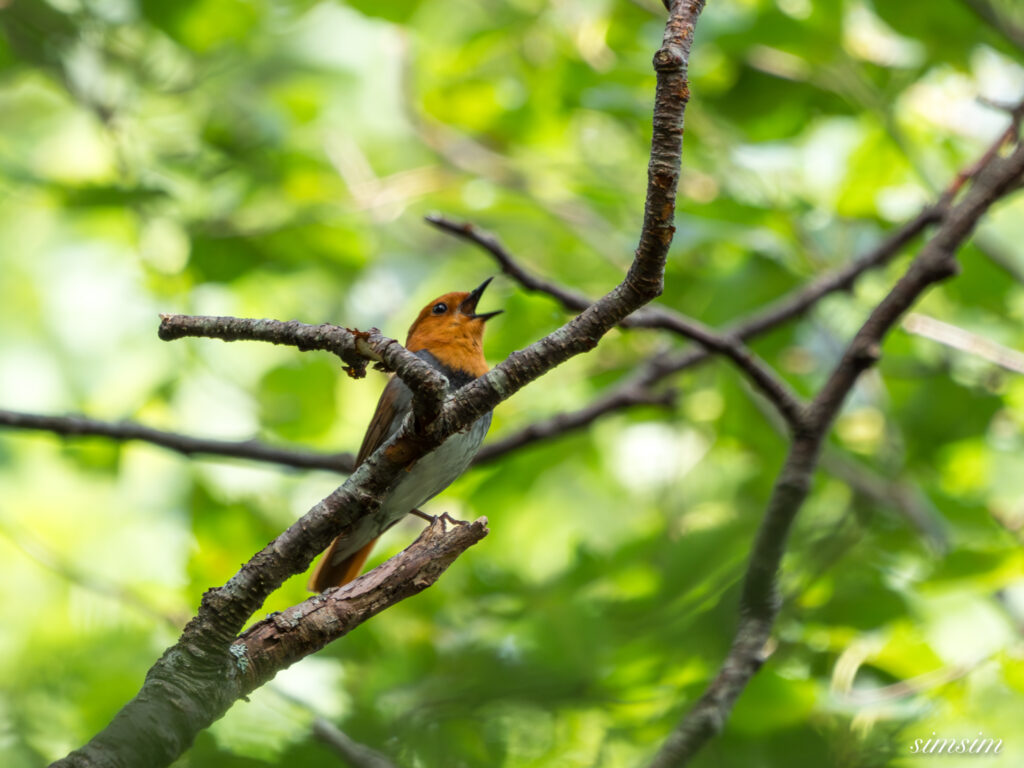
left=424, top=214, right=597, bottom=312
left=0, top=408, right=356, bottom=473
left=312, top=719, right=400, bottom=768
left=474, top=377, right=676, bottom=464
left=158, top=316, right=449, bottom=426
left=266, top=683, right=401, bottom=768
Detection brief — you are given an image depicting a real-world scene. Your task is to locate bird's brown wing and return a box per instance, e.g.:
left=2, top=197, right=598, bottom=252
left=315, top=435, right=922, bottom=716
left=307, top=375, right=410, bottom=592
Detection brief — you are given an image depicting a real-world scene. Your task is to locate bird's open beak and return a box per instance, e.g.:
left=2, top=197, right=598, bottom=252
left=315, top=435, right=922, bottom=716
left=460, top=277, right=503, bottom=321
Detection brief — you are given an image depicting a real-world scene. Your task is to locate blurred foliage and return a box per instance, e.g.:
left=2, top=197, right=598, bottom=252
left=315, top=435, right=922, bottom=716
left=1, top=0, right=1024, bottom=766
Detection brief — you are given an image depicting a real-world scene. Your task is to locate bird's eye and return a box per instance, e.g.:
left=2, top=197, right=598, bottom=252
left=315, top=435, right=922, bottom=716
left=431, top=302, right=448, bottom=315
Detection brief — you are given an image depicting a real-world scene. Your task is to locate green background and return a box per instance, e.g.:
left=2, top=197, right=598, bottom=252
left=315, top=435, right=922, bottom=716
left=2, top=0, right=1024, bottom=765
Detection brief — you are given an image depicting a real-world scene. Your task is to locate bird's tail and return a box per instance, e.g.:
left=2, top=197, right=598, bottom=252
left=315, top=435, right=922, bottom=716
left=307, top=537, right=377, bottom=592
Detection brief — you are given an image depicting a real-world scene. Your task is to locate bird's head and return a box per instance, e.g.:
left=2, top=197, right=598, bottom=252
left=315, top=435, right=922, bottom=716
left=405, top=277, right=501, bottom=377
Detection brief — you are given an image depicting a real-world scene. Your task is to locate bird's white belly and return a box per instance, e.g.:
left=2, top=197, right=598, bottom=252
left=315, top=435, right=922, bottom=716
left=379, top=416, right=490, bottom=525
left=329, top=415, right=490, bottom=567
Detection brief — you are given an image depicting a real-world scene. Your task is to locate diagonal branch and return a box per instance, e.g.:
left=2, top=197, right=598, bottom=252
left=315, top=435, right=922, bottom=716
left=474, top=200, right=948, bottom=462
left=312, top=719, right=400, bottom=768
left=426, top=215, right=809, bottom=430
left=0, top=408, right=356, bottom=473
left=455, top=127, right=1016, bottom=461
left=53, top=4, right=708, bottom=767
left=810, top=142, right=1024, bottom=425
left=8, top=172, right=965, bottom=480
left=234, top=515, right=488, bottom=688
left=424, top=214, right=597, bottom=312
left=649, top=127, right=1024, bottom=768
left=12, top=100, right=998, bottom=479
left=959, top=0, right=1024, bottom=52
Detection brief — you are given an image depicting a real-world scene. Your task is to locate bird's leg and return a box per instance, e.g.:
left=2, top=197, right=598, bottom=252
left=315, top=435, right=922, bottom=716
left=408, top=507, right=436, bottom=523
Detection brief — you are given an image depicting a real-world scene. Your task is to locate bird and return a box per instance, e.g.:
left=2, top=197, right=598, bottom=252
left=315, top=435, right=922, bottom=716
left=307, top=277, right=501, bottom=592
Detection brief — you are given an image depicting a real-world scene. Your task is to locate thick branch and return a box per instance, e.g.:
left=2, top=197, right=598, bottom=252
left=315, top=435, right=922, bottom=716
left=235, top=516, right=488, bottom=683
left=0, top=408, right=356, bottom=473
left=55, top=4, right=708, bottom=767
left=52, top=516, right=485, bottom=768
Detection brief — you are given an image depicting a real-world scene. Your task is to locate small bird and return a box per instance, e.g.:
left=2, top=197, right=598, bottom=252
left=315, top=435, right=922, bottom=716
left=308, top=278, right=501, bottom=592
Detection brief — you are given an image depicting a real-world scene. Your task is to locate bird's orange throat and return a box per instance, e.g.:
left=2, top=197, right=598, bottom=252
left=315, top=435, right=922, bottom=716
left=407, top=328, right=489, bottom=378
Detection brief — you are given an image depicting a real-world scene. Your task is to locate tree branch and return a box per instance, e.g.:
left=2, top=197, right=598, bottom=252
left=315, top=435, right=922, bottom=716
left=472, top=198, right=950, bottom=463
left=51, top=516, right=486, bottom=768
left=54, top=3, right=708, bottom=766
left=649, top=130, right=1024, bottom=768
left=312, top=719, right=400, bottom=768
left=3, top=193, right=928, bottom=480
left=0, top=408, right=356, bottom=473
left=810, top=141, right=1024, bottom=426
left=11, top=187, right=934, bottom=477
left=158, top=316, right=449, bottom=425
left=959, top=0, right=1024, bottom=52
left=424, top=214, right=597, bottom=312
left=425, top=214, right=809, bottom=431
left=474, top=374, right=676, bottom=464
left=234, top=515, right=488, bottom=687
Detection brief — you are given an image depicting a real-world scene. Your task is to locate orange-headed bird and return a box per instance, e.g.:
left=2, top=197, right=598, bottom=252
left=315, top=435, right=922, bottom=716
left=307, top=278, right=500, bottom=592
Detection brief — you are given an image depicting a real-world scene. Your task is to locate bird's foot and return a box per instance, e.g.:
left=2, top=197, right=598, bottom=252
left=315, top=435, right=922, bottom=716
left=408, top=508, right=436, bottom=523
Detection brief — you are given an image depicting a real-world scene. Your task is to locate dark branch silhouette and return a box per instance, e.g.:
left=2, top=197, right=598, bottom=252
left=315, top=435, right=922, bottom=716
left=0, top=408, right=355, bottom=473
left=425, top=214, right=809, bottom=430
left=311, top=719, right=399, bottom=768
left=649, top=118, right=1024, bottom=768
